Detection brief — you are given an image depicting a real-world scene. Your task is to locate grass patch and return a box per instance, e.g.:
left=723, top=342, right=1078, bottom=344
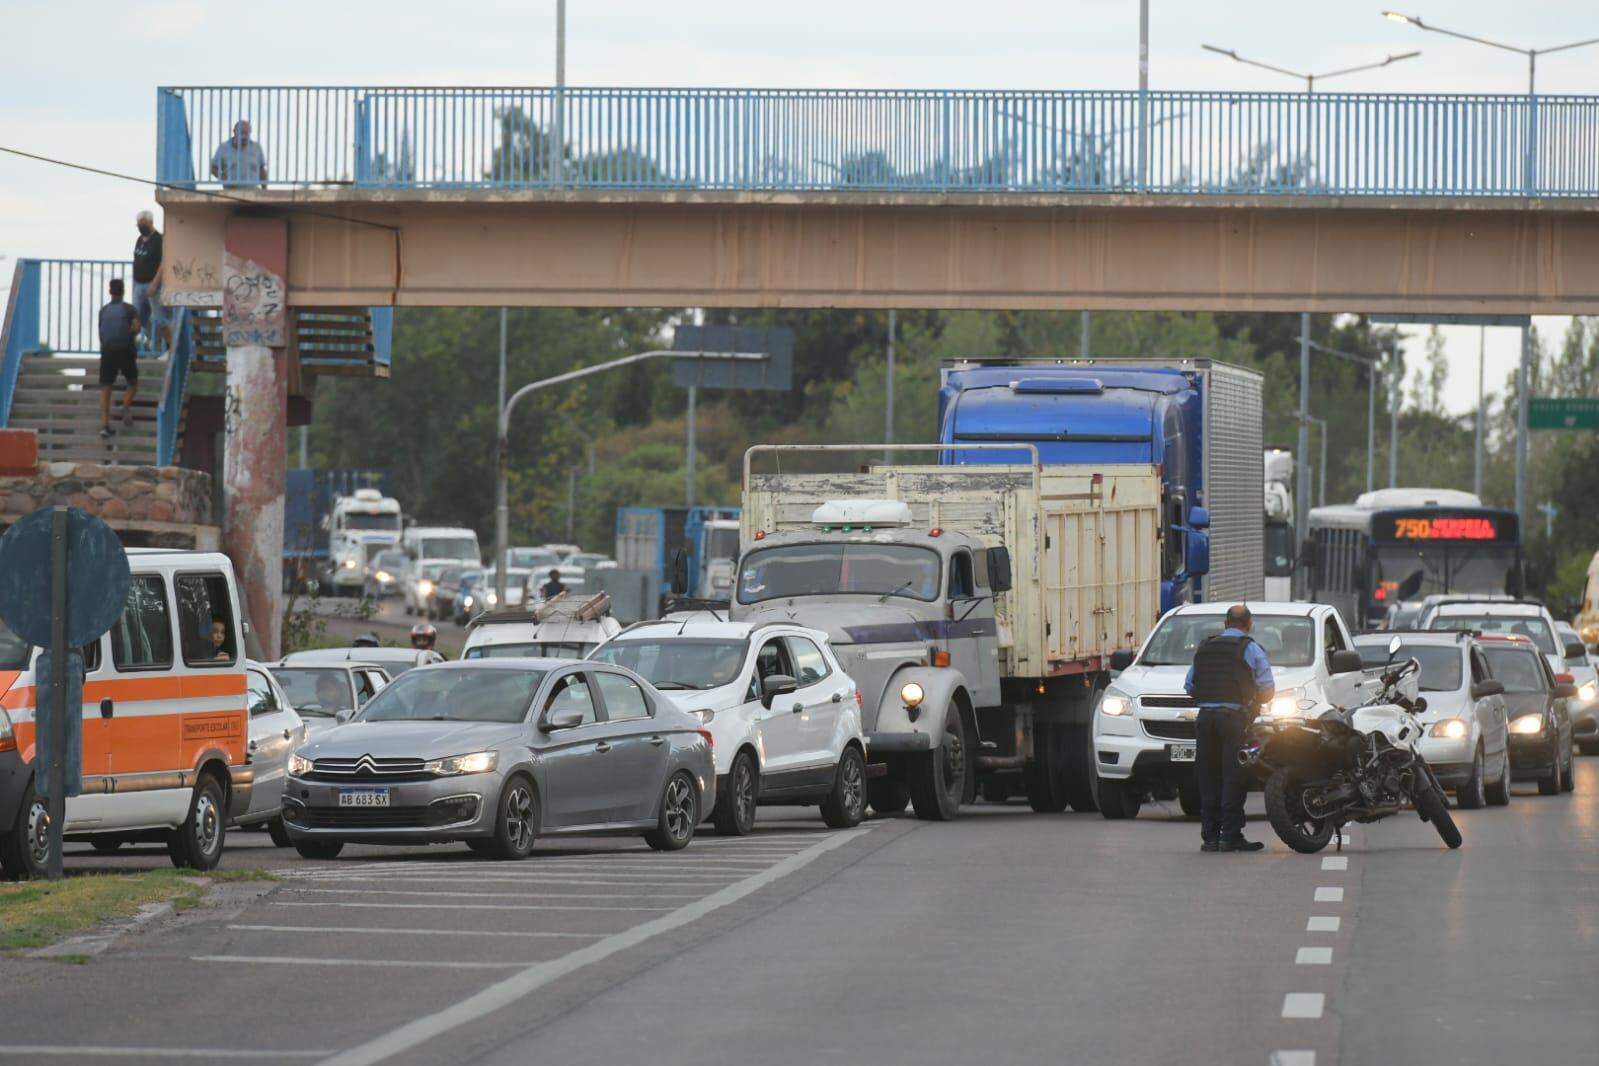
left=0, top=868, right=273, bottom=953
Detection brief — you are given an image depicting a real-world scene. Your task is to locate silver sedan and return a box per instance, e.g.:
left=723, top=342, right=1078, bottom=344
left=282, top=659, right=715, bottom=860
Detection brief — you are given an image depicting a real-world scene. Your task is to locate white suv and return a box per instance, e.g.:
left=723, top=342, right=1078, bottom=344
left=1418, top=598, right=1566, bottom=678
left=1092, top=601, right=1378, bottom=819
left=590, top=619, right=867, bottom=834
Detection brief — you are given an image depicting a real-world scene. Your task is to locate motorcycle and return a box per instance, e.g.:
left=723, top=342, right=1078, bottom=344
left=1241, top=637, right=1462, bottom=853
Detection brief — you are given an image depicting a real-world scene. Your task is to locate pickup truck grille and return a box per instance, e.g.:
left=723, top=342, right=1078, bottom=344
left=1141, top=695, right=1197, bottom=709
left=1143, top=720, right=1198, bottom=741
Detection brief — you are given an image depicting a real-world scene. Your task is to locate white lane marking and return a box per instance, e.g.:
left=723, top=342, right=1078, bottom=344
left=1269, top=1052, right=1316, bottom=1066
left=1313, top=886, right=1344, bottom=903
left=1281, top=993, right=1326, bottom=1019
left=1320, top=856, right=1348, bottom=871
left=289, top=876, right=734, bottom=889
left=273, top=901, right=670, bottom=913
left=320, top=826, right=873, bottom=1066
left=192, top=955, right=536, bottom=970
left=292, top=889, right=703, bottom=902
left=1295, top=946, right=1334, bottom=965
left=229, top=925, right=602, bottom=939
left=0, top=1049, right=331, bottom=1060
left=1306, top=916, right=1341, bottom=933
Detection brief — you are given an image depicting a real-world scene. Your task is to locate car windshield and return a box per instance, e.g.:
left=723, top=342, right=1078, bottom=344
left=0, top=618, right=29, bottom=671
left=1481, top=646, right=1546, bottom=693
left=373, top=551, right=406, bottom=569
left=706, top=526, right=741, bottom=562
left=1427, top=614, right=1556, bottom=655
left=420, top=537, right=479, bottom=562
left=269, top=667, right=353, bottom=717
left=568, top=554, right=608, bottom=568
left=591, top=638, right=747, bottom=690
left=418, top=563, right=448, bottom=581
left=509, top=549, right=559, bottom=569
left=465, top=642, right=594, bottom=660
left=342, top=513, right=400, bottom=531
left=738, top=544, right=941, bottom=604
left=1355, top=642, right=1463, bottom=692
left=1140, top=614, right=1317, bottom=667
left=359, top=667, right=545, bottom=723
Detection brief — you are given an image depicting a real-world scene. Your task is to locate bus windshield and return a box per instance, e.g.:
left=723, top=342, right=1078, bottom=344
left=420, top=537, right=480, bottom=562
left=1374, top=544, right=1518, bottom=601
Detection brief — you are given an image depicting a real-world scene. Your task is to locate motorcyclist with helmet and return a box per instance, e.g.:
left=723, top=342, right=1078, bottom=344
left=1186, top=604, right=1276, bottom=853
left=410, top=622, right=437, bottom=652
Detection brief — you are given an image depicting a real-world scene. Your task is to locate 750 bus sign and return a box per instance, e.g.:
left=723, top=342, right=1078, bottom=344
left=1376, top=511, right=1518, bottom=543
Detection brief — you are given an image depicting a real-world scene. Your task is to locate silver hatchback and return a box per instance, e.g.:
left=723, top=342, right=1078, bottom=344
left=283, top=659, right=714, bottom=860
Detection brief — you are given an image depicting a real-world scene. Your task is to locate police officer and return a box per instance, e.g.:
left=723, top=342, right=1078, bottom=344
left=1185, top=604, right=1275, bottom=853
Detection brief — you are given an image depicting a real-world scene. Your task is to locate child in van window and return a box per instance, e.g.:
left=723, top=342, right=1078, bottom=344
left=211, top=620, right=232, bottom=660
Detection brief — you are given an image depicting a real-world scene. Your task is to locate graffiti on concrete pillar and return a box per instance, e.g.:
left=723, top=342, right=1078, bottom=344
left=222, top=251, right=287, bottom=347
left=223, top=383, right=244, bottom=438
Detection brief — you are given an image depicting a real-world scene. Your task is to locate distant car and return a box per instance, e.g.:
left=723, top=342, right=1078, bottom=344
left=508, top=547, right=561, bottom=572
left=236, top=662, right=307, bottom=846
left=1553, top=621, right=1599, bottom=754
left=1419, top=598, right=1565, bottom=678
left=404, top=561, right=449, bottom=616
left=566, top=552, right=613, bottom=571
left=1353, top=631, right=1511, bottom=808
left=459, top=567, right=531, bottom=623
left=431, top=566, right=480, bottom=622
left=269, top=662, right=391, bottom=736
left=462, top=594, right=623, bottom=660
left=365, top=549, right=408, bottom=599
left=1379, top=600, right=1424, bottom=631
left=1477, top=634, right=1576, bottom=795
left=589, top=619, right=867, bottom=835
left=281, top=646, right=444, bottom=677
left=283, top=660, right=716, bottom=859
left=542, top=543, right=582, bottom=563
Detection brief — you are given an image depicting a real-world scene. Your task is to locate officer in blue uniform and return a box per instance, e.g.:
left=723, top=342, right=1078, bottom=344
left=1185, top=604, right=1275, bottom=852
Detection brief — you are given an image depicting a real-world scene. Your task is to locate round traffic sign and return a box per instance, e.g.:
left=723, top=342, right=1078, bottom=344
left=0, top=507, right=130, bottom=649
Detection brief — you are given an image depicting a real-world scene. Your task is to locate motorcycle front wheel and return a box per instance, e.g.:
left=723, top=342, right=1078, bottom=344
left=1264, top=768, right=1336, bottom=854
left=1413, top=781, right=1464, bottom=849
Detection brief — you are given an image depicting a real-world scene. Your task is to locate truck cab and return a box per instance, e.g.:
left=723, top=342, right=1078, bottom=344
left=327, top=488, right=402, bottom=592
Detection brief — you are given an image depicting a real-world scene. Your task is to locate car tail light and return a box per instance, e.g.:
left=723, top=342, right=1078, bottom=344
left=854, top=688, right=863, bottom=708
left=696, top=728, right=715, bottom=749
left=1556, top=672, right=1575, bottom=685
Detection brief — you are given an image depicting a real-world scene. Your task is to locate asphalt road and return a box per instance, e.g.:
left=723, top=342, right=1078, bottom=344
left=2, top=762, right=1595, bottom=1066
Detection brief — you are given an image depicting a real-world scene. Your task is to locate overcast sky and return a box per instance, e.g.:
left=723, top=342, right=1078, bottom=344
left=3, top=0, right=1594, bottom=412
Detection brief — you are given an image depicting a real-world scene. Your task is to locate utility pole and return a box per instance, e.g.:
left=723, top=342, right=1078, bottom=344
left=553, top=0, right=566, bottom=185
left=1389, top=340, right=1401, bottom=488
left=1137, top=0, right=1149, bottom=189
left=1296, top=312, right=1311, bottom=547
left=1475, top=325, right=1486, bottom=498
left=494, top=307, right=509, bottom=605
left=1366, top=367, right=1375, bottom=494
left=885, top=309, right=896, bottom=450
left=685, top=384, right=697, bottom=508
left=1080, top=311, right=1091, bottom=359
left=1516, top=328, right=1530, bottom=522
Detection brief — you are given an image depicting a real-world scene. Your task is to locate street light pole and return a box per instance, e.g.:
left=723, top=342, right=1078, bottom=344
left=1138, top=0, right=1149, bottom=188
left=1201, top=44, right=1421, bottom=94
left=553, top=0, right=566, bottom=186
left=1389, top=340, right=1402, bottom=488
left=1475, top=325, right=1486, bottom=498
left=494, top=308, right=509, bottom=606
left=1366, top=367, right=1376, bottom=494
left=1297, top=313, right=1311, bottom=547
left=885, top=309, right=896, bottom=452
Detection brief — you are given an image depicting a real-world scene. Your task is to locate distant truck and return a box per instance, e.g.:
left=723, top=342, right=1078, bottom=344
left=282, top=468, right=394, bottom=594
left=937, top=359, right=1264, bottom=611
left=736, top=444, right=1162, bottom=820
left=616, top=506, right=742, bottom=608
left=1264, top=448, right=1295, bottom=600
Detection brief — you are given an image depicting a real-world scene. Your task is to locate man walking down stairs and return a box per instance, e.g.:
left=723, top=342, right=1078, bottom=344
left=97, top=278, right=141, bottom=439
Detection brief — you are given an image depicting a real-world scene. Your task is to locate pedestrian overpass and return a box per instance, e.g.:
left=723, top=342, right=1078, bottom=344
left=153, top=86, right=1599, bottom=314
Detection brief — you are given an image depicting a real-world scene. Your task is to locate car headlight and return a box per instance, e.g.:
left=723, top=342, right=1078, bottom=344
left=1510, top=714, right=1544, bottom=736
left=901, top=682, right=925, bottom=708
left=1267, top=688, right=1306, bottom=717
left=374, top=570, right=392, bottom=583
left=425, top=751, right=498, bottom=776
left=1429, top=719, right=1468, bottom=739
left=343, top=559, right=357, bottom=569
left=288, top=753, right=313, bottom=777
left=417, top=579, right=435, bottom=596
left=487, top=592, right=498, bottom=606
left=1580, top=681, right=1597, bottom=703
left=1099, top=691, right=1131, bottom=716
left=463, top=595, right=475, bottom=609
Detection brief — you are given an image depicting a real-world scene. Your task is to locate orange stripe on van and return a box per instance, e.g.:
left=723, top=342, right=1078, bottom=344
left=1, top=671, right=247, bottom=711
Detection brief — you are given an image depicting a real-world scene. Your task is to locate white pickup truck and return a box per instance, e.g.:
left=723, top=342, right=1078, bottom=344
left=1091, top=601, right=1379, bottom=818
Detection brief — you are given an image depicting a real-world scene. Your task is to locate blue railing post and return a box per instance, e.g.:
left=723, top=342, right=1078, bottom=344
left=1524, top=93, right=1539, bottom=197
left=354, top=95, right=373, bottom=186
left=155, top=309, right=192, bottom=466
left=370, top=307, right=393, bottom=370
left=0, top=259, right=42, bottom=428
left=155, top=88, right=194, bottom=188
left=939, top=93, right=951, bottom=192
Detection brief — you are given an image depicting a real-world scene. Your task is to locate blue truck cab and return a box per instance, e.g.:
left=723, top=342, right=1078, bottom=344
left=938, top=360, right=1263, bottom=612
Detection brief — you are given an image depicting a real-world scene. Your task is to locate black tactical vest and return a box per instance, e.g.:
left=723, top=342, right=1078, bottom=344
left=1190, top=634, right=1257, bottom=708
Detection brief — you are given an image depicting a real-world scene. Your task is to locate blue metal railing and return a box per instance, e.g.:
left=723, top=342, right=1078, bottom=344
left=0, top=260, right=41, bottom=427
left=154, top=310, right=193, bottom=466
left=155, top=87, right=1599, bottom=197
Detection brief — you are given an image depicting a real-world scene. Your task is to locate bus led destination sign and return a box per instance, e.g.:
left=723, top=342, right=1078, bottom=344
left=1378, top=513, right=1514, bottom=543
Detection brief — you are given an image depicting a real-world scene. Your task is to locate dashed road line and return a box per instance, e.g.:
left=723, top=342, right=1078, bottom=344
left=1294, top=946, right=1333, bottom=965
left=0, top=1048, right=333, bottom=1060
left=192, top=955, right=537, bottom=970
left=228, top=925, right=603, bottom=939
left=272, top=900, right=672, bottom=913
left=1268, top=1052, right=1316, bottom=1066
left=1313, top=886, right=1344, bottom=902
left=1306, top=916, right=1341, bottom=932
left=1320, top=856, right=1348, bottom=871
left=290, top=888, right=703, bottom=902
left=1281, top=993, right=1326, bottom=1019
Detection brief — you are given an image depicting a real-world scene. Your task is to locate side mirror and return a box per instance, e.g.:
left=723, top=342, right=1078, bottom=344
left=1470, top=679, right=1504, bottom=699
left=1186, top=505, right=1210, bottom=530
left=760, top=674, right=798, bottom=708
left=986, top=546, right=1013, bottom=594
left=1564, top=640, right=1586, bottom=662
left=668, top=548, right=690, bottom=596
left=1184, top=529, right=1211, bottom=579
left=1109, top=649, right=1136, bottom=672
left=543, top=708, right=585, bottom=731
left=1329, top=649, right=1365, bottom=675
left=334, top=708, right=355, bottom=724
left=1396, top=570, right=1425, bottom=602
left=1412, top=696, right=1428, bottom=713
left=1299, top=538, right=1322, bottom=571
left=1553, top=683, right=1578, bottom=700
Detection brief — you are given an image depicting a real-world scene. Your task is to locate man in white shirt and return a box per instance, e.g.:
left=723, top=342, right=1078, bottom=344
left=210, top=120, right=267, bottom=187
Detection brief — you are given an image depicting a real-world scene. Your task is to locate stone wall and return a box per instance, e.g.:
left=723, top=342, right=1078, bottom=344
left=0, top=462, right=219, bottom=549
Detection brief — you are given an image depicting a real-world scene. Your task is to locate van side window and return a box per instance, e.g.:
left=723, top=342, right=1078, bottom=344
left=110, top=575, right=175, bottom=671
left=176, top=573, right=237, bottom=666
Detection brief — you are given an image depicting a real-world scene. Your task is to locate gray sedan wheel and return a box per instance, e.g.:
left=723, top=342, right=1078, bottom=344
left=645, top=771, right=699, bottom=852
left=488, top=775, right=539, bottom=860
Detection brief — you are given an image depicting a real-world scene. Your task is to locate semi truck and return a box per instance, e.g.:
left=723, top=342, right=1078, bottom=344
left=734, top=444, right=1162, bottom=819
left=282, top=468, right=394, bottom=594
left=937, top=358, right=1264, bottom=612
left=1264, top=448, right=1296, bottom=600
left=616, top=506, right=742, bottom=609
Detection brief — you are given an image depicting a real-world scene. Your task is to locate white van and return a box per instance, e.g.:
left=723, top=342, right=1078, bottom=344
left=0, top=549, right=253, bottom=878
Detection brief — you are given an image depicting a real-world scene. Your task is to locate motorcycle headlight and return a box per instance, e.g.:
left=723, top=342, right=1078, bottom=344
left=462, top=595, right=475, bottom=609
left=1510, top=714, right=1544, bottom=736
left=1580, top=681, right=1597, bottom=704
left=901, top=682, right=925, bottom=708
left=417, top=579, right=435, bottom=596
left=1099, top=691, right=1131, bottom=716
left=1267, top=688, right=1306, bottom=717
left=342, top=559, right=358, bottom=570
left=288, top=753, right=313, bottom=777
left=1429, top=719, right=1468, bottom=740
left=425, top=751, right=498, bottom=776
left=374, top=570, right=392, bottom=583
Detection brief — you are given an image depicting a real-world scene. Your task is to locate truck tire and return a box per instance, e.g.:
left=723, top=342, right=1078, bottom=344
left=1023, top=722, right=1069, bottom=813
left=868, top=777, right=910, bottom=816
left=1096, top=777, right=1142, bottom=820
left=1062, top=724, right=1099, bottom=813
left=909, top=707, right=967, bottom=821
left=166, top=774, right=226, bottom=871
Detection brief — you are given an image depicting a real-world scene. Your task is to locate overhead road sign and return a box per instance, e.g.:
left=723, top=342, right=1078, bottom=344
left=1529, top=398, right=1599, bottom=430
left=673, top=326, right=793, bottom=391
left=1367, top=313, right=1531, bottom=327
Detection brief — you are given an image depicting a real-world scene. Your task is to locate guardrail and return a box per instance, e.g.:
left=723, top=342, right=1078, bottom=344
left=155, top=87, right=1599, bottom=197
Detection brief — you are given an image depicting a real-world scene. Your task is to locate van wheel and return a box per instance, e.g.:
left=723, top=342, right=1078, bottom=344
left=1485, top=749, right=1513, bottom=807
left=1455, top=747, right=1487, bottom=809
left=167, top=775, right=226, bottom=871
left=267, top=818, right=292, bottom=848
left=821, top=747, right=867, bottom=829
left=0, top=793, right=49, bottom=881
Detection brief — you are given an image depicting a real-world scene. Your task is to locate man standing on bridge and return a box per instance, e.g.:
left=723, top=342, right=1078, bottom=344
left=1185, top=604, right=1274, bottom=853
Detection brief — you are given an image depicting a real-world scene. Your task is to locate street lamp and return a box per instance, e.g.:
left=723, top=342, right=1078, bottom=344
left=1382, top=12, right=1599, bottom=523
left=1299, top=336, right=1383, bottom=495
left=1204, top=44, right=1419, bottom=548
